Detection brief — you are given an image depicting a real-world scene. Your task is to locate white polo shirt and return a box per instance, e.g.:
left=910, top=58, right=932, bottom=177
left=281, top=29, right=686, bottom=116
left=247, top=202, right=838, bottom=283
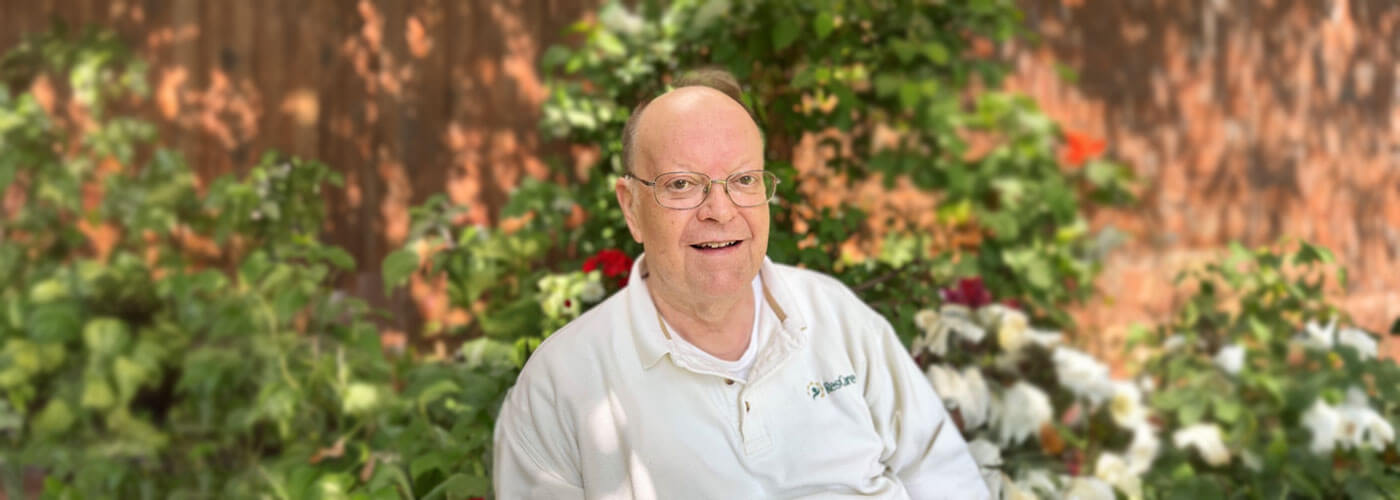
left=493, top=255, right=988, bottom=499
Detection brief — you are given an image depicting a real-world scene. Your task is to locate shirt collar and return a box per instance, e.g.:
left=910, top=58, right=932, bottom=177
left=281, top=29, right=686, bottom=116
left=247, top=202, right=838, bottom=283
left=625, top=253, right=806, bottom=369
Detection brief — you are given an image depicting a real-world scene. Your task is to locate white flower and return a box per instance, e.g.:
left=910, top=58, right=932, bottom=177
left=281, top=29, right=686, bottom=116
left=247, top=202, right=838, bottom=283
left=979, top=304, right=1028, bottom=352
left=1126, top=424, right=1160, bottom=475
left=537, top=272, right=589, bottom=318
left=1172, top=424, right=1231, bottom=466
left=1052, top=347, right=1115, bottom=405
left=1304, top=388, right=1396, bottom=455
left=937, top=304, right=986, bottom=343
left=1302, top=398, right=1342, bottom=454
left=1027, top=328, right=1063, bottom=348
left=579, top=273, right=606, bottom=303
left=1337, top=327, right=1378, bottom=360
left=1093, top=453, right=1143, bottom=500
left=1213, top=344, right=1245, bottom=375
left=913, top=309, right=938, bottom=331
left=1108, top=381, right=1148, bottom=429
left=913, top=310, right=952, bottom=357
left=1063, top=476, right=1115, bottom=500
left=959, top=368, right=992, bottom=430
left=1137, top=375, right=1157, bottom=394
left=1339, top=387, right=1395, bottom=450
left=925, top=365, right=991, bottom=430
left=994, top=381, right=1053, bottom=446
left=1297, top=318, right=1337, bottom=351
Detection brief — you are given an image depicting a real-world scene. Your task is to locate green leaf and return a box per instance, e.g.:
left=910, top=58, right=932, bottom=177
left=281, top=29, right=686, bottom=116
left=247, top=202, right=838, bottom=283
left=427, top=473, right=490, bottom=499
left=1389, top=316, right=1399, bottom=336
left=382, top=248, right=420, bottom=295
left=27, top=303, right=82, bottom=343
left=771, top=20, right=799, bottom=51
left=416, top=379, right=462, bottom=412
left=1293, top=241, right=1334, bottom=265
left=1214, top=398, right=1242, bottom=423
left=458, top=337, right=518, bottom=371
left=341, top=382, right=382, bottom=415
left=1247, top=314, right=1271, bottom=343
left=83, top=317, right=131, bottom=355
left=33, top=399, right=75, bottom=436
left=813, top=12, right=835, bottom=40
left=922, top=42, right=949, bottom=65
left=410, top=452, right=449, bottom=481
left=112, top=356, right=147, bottom=400
left=1178, top=399, right=1205, bottom=425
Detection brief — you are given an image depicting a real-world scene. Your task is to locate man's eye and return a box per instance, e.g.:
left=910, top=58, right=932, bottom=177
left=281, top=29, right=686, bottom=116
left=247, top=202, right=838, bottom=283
left=665, top=179, right=693, bottom=191
left=735, top=174, right=758, bottom=186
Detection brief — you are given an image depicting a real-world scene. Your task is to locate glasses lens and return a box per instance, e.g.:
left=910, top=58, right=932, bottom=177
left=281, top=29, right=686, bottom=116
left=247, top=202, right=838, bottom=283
left=653, top=172, right=708, bottom=209
left=726, top=171, right=778, bottom=207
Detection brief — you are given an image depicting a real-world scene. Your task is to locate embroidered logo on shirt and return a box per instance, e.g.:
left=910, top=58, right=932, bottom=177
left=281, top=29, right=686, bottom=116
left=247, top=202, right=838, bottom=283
left=808, top=374, right=856, bottom=399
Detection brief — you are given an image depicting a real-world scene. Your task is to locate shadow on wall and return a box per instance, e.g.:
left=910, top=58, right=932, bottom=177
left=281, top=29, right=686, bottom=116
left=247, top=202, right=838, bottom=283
left=1009, top=0, right=1400, bottom=354
left=0, top=0, right=599, bottom=337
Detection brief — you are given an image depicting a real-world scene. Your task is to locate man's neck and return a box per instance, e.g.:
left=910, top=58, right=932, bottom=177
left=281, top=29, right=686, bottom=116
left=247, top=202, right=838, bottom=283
left=648, top=279, right=755, bottom=362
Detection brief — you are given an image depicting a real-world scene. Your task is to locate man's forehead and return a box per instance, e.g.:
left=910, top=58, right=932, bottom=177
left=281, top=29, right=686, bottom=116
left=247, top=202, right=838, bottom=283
left=634, top=87, right=763, bottom=175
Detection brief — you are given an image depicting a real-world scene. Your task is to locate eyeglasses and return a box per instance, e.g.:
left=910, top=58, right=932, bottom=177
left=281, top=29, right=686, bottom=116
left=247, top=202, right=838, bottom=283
left=624, top=170, right=780, bottom=210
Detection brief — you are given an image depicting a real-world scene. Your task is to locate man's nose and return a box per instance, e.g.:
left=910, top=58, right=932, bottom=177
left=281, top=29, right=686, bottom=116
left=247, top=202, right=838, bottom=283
left=695, top=180, right=737, bottom=222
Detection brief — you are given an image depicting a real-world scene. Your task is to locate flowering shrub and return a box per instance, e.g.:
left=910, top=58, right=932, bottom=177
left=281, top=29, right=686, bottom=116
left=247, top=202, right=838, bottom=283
left=911, top=277, right=1157, bottom=499
left=1133, top=242, right=1400, bottom=497
left=911, top=242, right=1400, bottom=499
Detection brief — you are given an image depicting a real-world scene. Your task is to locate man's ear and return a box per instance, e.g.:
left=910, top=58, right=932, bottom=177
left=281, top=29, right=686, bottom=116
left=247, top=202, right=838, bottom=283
left=616, top=176, right=644, bottom=243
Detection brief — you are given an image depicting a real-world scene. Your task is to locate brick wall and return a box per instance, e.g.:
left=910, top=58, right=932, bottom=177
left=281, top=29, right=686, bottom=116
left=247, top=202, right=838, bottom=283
left=1008, top=0, right=1400, bottom=359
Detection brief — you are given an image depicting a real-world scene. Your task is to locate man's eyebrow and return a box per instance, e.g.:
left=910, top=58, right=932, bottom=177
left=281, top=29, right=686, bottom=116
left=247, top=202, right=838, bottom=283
left=660, top=160, right=762, bottom=175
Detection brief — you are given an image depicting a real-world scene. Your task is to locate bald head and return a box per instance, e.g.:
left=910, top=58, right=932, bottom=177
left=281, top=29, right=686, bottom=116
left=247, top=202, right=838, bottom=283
left=621, top=69, right=761, bottom=176
left=630, top=87, right=764, bottom=180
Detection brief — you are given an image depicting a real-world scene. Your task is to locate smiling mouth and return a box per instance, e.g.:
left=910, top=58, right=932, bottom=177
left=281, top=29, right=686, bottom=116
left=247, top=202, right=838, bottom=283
left=691, top=240, right=741, bottom=250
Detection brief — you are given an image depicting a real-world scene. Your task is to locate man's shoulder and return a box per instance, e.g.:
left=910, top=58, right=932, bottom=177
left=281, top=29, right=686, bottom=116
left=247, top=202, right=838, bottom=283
left=512, top=291, right=627, bottom=388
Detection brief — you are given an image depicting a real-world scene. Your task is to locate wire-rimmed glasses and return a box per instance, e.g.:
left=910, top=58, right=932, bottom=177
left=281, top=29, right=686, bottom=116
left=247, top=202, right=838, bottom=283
left=623, top=170, right=780, bottom=210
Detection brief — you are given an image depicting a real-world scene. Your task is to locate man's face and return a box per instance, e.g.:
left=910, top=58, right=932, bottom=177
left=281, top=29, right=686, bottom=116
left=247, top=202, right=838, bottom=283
left=616, top=87, right=769, bottom=303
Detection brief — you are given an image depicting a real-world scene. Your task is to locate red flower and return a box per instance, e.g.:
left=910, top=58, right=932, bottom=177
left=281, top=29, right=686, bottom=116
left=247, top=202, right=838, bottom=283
left=1060, top=129, right=1106, bottom=167
left=583, top=249, right=633, bottom=287
left=939, top=277, right=993, bottom=308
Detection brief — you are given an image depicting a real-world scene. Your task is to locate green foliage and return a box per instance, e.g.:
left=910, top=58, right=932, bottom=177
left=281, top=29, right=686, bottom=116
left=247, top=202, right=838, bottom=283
left=0, top=28, right=498, bottom=499
left=1135, top=241, right=1400, bottom=496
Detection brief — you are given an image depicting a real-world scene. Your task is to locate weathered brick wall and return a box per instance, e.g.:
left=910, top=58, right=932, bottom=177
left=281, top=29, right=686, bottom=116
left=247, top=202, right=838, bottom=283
left=1009, top=0, right=1400, bottom=359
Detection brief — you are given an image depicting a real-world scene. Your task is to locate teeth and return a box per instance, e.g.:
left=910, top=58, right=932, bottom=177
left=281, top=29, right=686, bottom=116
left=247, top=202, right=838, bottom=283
left=697, top=241, right=737, bottom=249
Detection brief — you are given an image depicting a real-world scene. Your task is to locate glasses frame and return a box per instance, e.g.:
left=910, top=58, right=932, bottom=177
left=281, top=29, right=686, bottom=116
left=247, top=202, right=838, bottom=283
left=623, top=169, right=781, bottom=210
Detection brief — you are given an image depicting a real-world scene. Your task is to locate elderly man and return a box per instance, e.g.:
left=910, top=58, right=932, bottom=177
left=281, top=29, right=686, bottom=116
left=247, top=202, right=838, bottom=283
left=493, top=69, right=987, bottom=499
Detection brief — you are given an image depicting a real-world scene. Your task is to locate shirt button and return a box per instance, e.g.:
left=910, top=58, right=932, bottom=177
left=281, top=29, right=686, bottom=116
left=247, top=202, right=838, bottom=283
left=725, top=379, right=735, bottom=385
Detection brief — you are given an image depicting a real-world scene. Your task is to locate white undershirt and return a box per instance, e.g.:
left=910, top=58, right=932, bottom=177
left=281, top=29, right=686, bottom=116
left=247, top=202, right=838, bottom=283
left=663, top=275, right=766, bottom=383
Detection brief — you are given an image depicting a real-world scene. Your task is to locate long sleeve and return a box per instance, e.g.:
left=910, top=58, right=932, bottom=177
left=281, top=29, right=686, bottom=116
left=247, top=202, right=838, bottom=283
left=492, top=383, right=586, bottom=500
left=861, top=320, right=990, bottom=500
